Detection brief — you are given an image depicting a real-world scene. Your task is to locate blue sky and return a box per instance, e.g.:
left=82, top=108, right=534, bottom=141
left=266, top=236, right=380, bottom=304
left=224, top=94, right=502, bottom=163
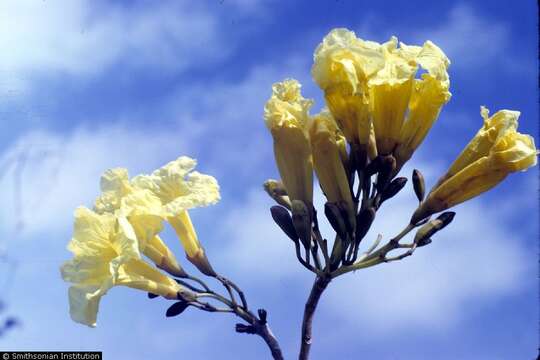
left=0, top=0, right=537, bottom=359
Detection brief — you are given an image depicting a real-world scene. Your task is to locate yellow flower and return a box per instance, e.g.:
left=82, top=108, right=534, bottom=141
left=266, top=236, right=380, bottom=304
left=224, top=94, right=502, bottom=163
left=436, top=107, right=518, bottom=186
left=264, top=78, right=314, bottom=209
left=368, top=37, right=418, bottom=155
left=395, top=41, right=451, bottom=168
left=61, top=207, right=189, bottom=327
left=412, top=108, right=537, bottom=223
left=309, top=109, right=354, bottom=216
left=94, top=168, right=185, bottom=277
left=312, top=28, right=384, bottom=145
left=132, top=156, right=220, bottom=276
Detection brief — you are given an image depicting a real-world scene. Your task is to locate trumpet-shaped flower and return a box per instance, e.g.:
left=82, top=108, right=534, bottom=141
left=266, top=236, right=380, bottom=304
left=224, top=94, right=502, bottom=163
left=395, top=41, right=451, bottom=168
left=412, top=108, right=537, bottom=223
left=310, top=109, right=354, bottom=217
left=264, top=78, right=314, bottom=209
left=94, top=168, right=185, bottom=277
left=312, top=28, right=384, bottom=145
left=436, top=107, right=518, bottom=186
left=61, top=207, right=189, bottom=327
left=132, top=156, right=220, bottom=276
left=369, top=38, right=420, bottom=155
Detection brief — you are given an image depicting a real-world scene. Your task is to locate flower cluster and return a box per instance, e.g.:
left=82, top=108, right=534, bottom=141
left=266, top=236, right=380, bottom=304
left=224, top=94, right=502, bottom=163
left=264, top=28, right=537, bottom=274
left=61, top=157, right=220, bottom=327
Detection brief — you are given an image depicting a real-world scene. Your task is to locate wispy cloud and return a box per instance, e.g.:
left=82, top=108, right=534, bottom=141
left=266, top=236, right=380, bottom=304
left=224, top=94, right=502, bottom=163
left=410, top=4, right=510, bottom=68
left=0, top=121, right=203, bottom=237
left=0, top=0, right=275, bottom=97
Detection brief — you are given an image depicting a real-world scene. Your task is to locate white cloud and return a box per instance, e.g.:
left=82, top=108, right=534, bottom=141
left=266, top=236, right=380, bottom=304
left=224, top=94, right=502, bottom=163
left=0, top=0, right=280, bottom=98
left=326, top=196, right=529, bottom=335
left=0, top=53, right=310, bottom=239
left=411, top=4, right=510, bottom=69
left=0, top=1, right=224, bottom=75
left=351, top=3, right=513, bottom=70
left=0, top=120, right=204, bottom=238
left=218, top=189, right=300, bottom=279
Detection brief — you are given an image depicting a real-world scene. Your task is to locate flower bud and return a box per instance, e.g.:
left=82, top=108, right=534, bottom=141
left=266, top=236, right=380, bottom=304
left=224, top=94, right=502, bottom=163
left=375, top=155, right=396, bottom=192
left=324, top=202, right=348, bottom=241
left=270, top=205, right=299, bottom=242
left=291, top=200, right=312, bottom=249
left=264, top=179, right=291, bottom=209
left=413, top=212, right=455, bottom=244
left=355, top=207, right=376, bottom=242
left=380, top=177, right=407, bottom=203
left=412, top=169, right=425, bottom=202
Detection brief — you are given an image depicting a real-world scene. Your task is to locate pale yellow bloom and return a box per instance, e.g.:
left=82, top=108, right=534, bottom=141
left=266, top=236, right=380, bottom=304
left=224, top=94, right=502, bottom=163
left=132, top=156, right=220, bottom=217
left=61, top=207, right=187, bottom=327
left=395, top=41, right=451, bottom=167
left=310, top=109, right=354, bottom=215
left=368, top=37, right=418, bottom=154
left=312, top=28, right=384, bottom=144
left=437, top=107, right=518, bottom=185
left=264, top=78, right=314, bottom=208
left=412, top=109, right=537, bottom=222
left=312, top=28, right=451, bottom=166
left=132, top=156, right=221, bottom=276
left=94, top=168, right=185, bottom=277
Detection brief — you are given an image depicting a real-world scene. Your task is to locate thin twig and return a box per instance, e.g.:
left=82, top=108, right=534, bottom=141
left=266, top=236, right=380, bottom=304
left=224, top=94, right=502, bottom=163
left=186, top=275, right=211, bottom=292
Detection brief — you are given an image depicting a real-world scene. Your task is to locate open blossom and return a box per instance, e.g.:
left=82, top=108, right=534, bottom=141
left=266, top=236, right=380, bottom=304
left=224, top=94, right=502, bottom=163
left=61, top=207, right=189, bottom=327
left=394, top=41, right=451, bottom=168
left=312, top=28, right=451, bottom=169
left=264, top=78, right=314, bottom=209
left=312, top=28, right=384, bottom=146
left=369, top=38, right=451, bottom=157
left=412, top=107, right=537, bottom=223
left=132, top=156, right=221, bottom=276
left=94, top=168, right=185, bottom=277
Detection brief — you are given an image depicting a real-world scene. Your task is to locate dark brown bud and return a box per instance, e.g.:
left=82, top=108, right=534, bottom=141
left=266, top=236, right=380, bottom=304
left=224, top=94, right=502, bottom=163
left=437, top=211, right=456, bottom=227
left=412, top=169, right=425, bottom=202
left=166, top=301, right=189, bottom=317
left=355, top=207, right=376, bottom=242
left=413, top=211, right=456, bottom=244
left=291, top=200, right=312, bottom=249
left=380, top=177, right=408, bottom=203
left=364, top=156, right=382, bottom=177
left=270, top=206, right=298, bottom=242
left=324, top=202, right=348, bottom=240
left=416, top=238, right=432, bottom=247
left=376, top=155, right=397, bottom=192
left=337, top=201, right=355, bottom=235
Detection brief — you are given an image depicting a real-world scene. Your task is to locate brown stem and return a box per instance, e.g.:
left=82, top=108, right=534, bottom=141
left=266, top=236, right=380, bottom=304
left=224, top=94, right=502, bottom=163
left=235, top=307, right=284, bottom=360
left=256, top=321, right=284, bottom=360
left=299, top=275, right=331, bottom=360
